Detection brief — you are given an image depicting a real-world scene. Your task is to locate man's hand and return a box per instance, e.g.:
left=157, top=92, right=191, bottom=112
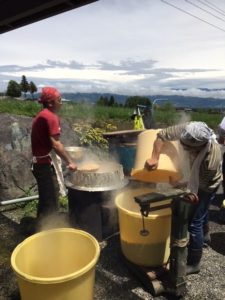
left=145, top=158, right=158, bottom=170
left=183, top=192, right=199, bottom=204
left=67, top=162, right=77, bottom=172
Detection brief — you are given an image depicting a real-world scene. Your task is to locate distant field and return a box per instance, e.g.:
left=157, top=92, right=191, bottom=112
left=0, top=98, right=134, bottom=130
left=0, top=97, right=223, bottom=130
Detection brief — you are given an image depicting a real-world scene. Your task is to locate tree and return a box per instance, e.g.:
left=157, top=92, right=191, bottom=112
left=108, top=95, right=115, bottom=107
left=6, top=80, right=21, bottom=97
left=96, top=95, right=119, bottom=106
left=29, top=81, right=37, bottom=100
left=96, top=96, right=109, bottom=106
left=124, top=96, right=151, bottom=108
left=20, top=75, right=30, bottom=98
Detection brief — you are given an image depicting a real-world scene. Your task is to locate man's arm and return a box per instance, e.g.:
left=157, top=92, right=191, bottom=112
left=145, top=123, right=187, bottom=170
left=50, top=135, right=77, bottom=171
left=145, top=137, right=164, bottom=170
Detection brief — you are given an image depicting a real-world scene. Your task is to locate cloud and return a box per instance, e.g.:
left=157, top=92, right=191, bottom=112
left=46, top=60, right=86, bottom=69
left=0, top=57, right=225, bottom=99
left=0, top=60, right=89, bottom=74
left=96, top=59, right=220, bottom=78
left=97, top=59, right=157, bottom=72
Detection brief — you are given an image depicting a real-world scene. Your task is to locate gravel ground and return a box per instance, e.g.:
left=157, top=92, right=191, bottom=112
left=0, top=192, right=225, bottom=300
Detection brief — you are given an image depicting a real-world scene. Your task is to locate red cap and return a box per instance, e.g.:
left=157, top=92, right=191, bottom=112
left=38, top=87, right=61, bottom=104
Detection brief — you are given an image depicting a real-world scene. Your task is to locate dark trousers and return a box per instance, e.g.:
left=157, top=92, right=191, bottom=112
left=222, top=152, right=225, bottom=199
left=32, top=163, right=59, bottom=218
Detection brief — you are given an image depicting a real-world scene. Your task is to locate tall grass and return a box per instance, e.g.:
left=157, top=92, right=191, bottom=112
left=0, top=98, right=133, bottom=120
left=0, top=97, right=39, bottom=116
left=59, top=102, right=133, bottom=121
left=0, top=97, right=223, bottom=131
left=154, top=110, right=182, bottom=127
left=190, top=111, right=223, bottom=130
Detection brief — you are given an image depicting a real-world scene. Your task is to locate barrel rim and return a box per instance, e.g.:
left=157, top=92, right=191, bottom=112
left=65, top=178, right=129, bottom=192
left=11, top=228, right=100, bottom=284
left=115, top=189, right=172, bottom=219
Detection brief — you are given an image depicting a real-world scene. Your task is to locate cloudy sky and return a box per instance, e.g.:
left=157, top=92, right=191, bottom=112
left=1, top=0, right=225, bottom=98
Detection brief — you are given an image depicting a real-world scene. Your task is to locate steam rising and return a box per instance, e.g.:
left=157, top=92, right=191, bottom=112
left=37, top=213, right=72, bottom=232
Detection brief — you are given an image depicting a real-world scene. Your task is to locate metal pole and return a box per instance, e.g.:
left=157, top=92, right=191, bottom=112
left=0, top=195, right=39, bottom=206
left=152, top=98, right=168, bottom=116
left=151, top=98, right=168, bottom=128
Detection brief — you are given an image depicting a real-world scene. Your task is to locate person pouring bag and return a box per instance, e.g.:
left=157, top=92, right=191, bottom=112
left=145, top=121, right=222, bottom=275
left=217, top=117, right=225, bottom=223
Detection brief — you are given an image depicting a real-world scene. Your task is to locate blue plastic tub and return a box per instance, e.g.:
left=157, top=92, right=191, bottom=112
left=113, top=143, right=137, bottom=176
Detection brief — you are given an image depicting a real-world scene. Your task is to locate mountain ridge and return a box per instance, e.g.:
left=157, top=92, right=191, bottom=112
left=61, top=92, right=225, bottom=109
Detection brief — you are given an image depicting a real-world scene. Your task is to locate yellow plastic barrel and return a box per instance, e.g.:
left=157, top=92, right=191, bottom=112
left=115, top=187, right=171, bottom=267
left=11, top=228, right=100, bottom=300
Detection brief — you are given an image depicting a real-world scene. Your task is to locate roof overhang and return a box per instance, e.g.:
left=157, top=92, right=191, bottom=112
left=0, top=0, right=98, bottom=34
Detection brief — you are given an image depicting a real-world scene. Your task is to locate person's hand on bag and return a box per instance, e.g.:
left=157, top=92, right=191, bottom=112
left=184, top=192, right=199, bottom=204
left=145, top=158, right=158, bottom=170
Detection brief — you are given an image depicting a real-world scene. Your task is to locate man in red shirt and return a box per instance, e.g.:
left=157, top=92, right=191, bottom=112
left=31, top=87, right=77, bottom=220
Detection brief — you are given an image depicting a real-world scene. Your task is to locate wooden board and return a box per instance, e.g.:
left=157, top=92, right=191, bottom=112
left=120, top=253, right=168, bottom=296
left=103, top=129, right=144, bottom=138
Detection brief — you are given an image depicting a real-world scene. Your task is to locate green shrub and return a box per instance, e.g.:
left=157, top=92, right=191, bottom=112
left=22, top=200, right=38, bottom=217
left=59, top=195, right=68, bottom=211
left=73, top=121, right=117, bottom=157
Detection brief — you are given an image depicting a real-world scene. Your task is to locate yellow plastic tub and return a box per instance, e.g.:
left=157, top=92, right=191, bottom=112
left=115, top=187, right=171, bottom=267
left=11, top=228, right=100, bottom=300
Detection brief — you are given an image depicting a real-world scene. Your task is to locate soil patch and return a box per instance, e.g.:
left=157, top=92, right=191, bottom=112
left=0, top=194, right=225, bottom=300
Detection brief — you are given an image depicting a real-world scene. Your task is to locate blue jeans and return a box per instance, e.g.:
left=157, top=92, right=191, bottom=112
left=188, top=189, right=216, bottom=250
